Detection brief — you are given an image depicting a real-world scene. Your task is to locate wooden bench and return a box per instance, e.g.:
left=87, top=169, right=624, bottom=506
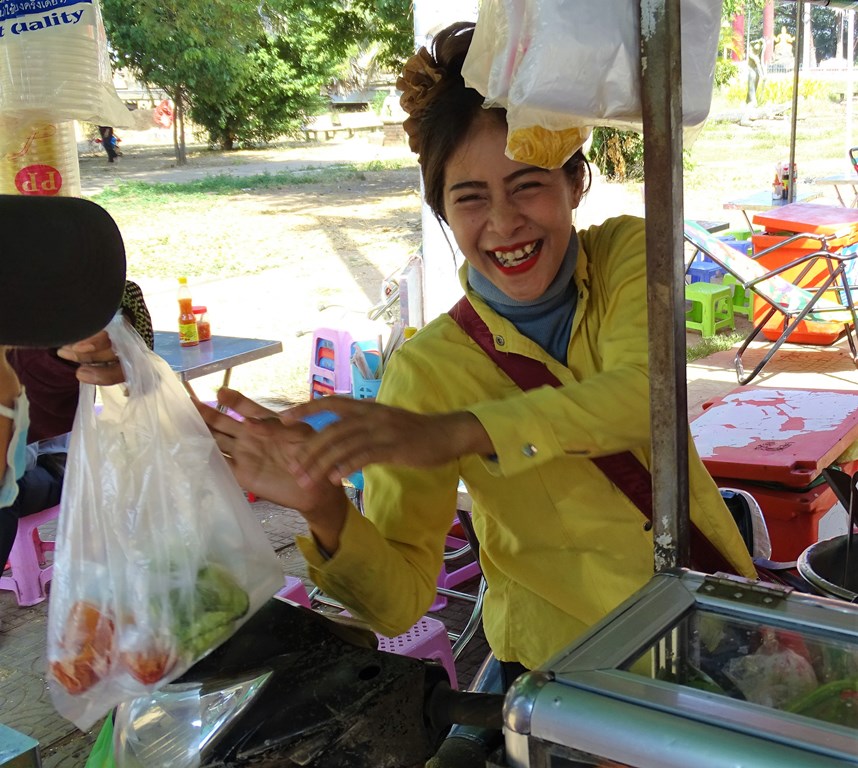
left=302, top=112, right=384, bottom=141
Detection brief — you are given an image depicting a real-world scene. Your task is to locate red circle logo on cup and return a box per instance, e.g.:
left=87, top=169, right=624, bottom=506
left=14, top=164, right=63, bottom=196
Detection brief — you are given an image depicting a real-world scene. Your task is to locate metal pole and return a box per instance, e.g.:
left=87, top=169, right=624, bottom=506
left=848, top=10, right=855, bottom=154
left=640, top=0, right=689, bottom=572
left=789, top=1, right=805, bottom=203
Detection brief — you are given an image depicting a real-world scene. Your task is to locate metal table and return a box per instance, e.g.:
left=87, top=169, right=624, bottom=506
left=692, top=219, right=730, bottom=234
left=154, top=330, right=283, bottom=396
left=723, top=188, right=823, bottom=231
left=806, top=172, right=858, bottom=208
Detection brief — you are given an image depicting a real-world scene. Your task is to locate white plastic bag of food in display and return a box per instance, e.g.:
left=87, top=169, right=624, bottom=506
left=0, top=0, right=130, bottom=126
left=462, top=0, right=721, bottom=169
left=46, top=314, right=285, bottom=731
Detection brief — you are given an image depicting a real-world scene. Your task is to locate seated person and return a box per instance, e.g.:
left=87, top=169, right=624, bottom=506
left=0, top=282, right=152, bottom=571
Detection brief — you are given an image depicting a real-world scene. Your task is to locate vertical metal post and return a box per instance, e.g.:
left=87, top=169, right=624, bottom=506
left=640, top=0, right=689, bottom=571
left=788, top=0, right=805, bottom=203
left=844, top=10, right=855, bottom=157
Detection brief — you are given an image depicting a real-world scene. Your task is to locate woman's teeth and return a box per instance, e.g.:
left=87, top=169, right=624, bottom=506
left=492, top=241, right=540, bottom=267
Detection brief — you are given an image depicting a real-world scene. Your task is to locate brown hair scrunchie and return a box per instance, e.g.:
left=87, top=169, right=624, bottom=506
left=396, top=46, right=445, bottom=160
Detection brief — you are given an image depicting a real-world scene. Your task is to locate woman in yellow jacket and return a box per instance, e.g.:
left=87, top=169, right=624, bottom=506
left=202, top=22, right=754, bottom=677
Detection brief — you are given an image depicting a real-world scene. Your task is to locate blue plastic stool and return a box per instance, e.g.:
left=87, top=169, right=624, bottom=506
left=688, top=261, right=724, bottom=284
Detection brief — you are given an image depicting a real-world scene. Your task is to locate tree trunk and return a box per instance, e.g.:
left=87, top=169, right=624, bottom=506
left=171, top=86, right=188, bottom=166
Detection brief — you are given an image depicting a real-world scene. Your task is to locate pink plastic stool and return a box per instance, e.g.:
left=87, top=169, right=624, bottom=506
left=0, top=504, right=59, bottom=606
left=376, top=615, right=458, bottom=689
left=309, top=328, right=353, bottom=398
left=430, top=529, right=481, bottom=612
left=338, top=609, right=458, bottom=688
left=274, top=575, right=312, bottom=608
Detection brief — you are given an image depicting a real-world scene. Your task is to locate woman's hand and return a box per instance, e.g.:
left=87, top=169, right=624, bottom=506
left=0, top=347, right=20, bottom=406
left=0, top=347, right=22, bottom=466
left=197, top=388, right=349, bottom=553
left=57, top=330, right=125, bottom=385
left=282, top=396, right=493, bottom=486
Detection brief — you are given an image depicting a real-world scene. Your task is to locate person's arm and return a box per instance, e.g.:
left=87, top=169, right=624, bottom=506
left=196, top=389, right=351, bottom=554
left=282, top=396, right=489, bottom=486
left=9, top=335, right=118, bottom=444
left=284, top=216, right=649, bottom=484
left=0, top=347, right=21, bottom=463
left=465, top=216, right=651, bottom=477
left=57, top=330, right=126, bottom=385
left=0, top=347, right=28, bottom=508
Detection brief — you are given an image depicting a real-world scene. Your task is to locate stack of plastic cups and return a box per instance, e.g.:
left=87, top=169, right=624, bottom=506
left=0, top=119, right=81, bottom=197
left=0, top=0, right=124, bottom=199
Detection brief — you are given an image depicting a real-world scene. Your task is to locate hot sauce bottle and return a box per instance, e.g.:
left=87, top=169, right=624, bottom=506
left=193, top=305, right=211, bottom=342
left=177, top=276, right=199, bottom=347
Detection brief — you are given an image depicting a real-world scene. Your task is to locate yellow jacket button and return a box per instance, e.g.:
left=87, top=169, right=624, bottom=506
left=522, top=444, right=538, bottom=457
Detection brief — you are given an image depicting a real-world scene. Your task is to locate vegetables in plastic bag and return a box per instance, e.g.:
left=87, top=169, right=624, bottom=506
left=785, top=677, right=858, bottom=728
left=723, top=630, right=819, bottom=710
left=46, top=314, right=284, bottom=730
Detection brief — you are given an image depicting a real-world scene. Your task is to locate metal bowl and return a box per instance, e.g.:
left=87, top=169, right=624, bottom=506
left=797, top=535, right=858, bottom=602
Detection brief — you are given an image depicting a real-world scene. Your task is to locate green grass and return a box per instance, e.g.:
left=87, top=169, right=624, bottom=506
left=684, top=92, right=848, bottom=196
left=91, top=158, right=413, bottom=206
left=686, top=331, right=745, bottom=363
left=89, top=157, right=420, bottom=280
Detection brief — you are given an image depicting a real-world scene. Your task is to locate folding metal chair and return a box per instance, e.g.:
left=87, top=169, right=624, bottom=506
left=683, top=220, right=858, bottom=384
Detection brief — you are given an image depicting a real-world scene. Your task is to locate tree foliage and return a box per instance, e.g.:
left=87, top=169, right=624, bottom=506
left=102, top=0, right=414, bottom=154
left=351, top=0, right=414, bottom=71
left=101, top=0, right=264, bottom=162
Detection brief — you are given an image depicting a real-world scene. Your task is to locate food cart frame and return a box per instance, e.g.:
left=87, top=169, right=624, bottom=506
left=640, top=0, right=848, bottom=572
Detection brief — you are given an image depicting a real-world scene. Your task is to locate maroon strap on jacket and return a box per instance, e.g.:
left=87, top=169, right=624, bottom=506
left=449, top=296, right=734, bottom=575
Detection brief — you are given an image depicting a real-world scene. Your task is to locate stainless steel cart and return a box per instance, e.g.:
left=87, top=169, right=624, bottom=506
left=503, top=569, right=858, bottom=767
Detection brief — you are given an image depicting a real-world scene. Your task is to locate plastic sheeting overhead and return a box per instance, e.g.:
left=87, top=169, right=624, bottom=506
left=462, top=0, right=722, bottom=168
left=0, top=0, right=130, bottom=126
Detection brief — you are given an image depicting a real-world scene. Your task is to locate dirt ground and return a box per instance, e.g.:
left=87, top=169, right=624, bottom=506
left=77, top=128, right=427, bottom=405
left=71, top=124, right=739, bottom=406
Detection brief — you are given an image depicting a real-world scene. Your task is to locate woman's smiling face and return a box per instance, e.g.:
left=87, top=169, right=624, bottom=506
left=443, top=115, right=584, bottom=302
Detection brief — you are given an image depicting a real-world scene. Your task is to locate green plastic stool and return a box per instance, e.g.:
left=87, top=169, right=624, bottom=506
left=721, top=273, right=753, bottom=318
left=685, top=282, right=735, bottom=337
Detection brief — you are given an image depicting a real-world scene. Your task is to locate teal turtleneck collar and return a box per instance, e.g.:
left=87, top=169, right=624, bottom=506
left=468, top=233, right=579, bottom=364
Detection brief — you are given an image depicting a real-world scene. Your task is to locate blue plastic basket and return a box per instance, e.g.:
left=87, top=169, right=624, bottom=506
left=351, top=342, right=382, bottom=399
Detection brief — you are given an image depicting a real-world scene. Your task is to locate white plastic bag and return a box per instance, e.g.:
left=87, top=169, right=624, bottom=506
left=462, top=0, right=721, bottom=169
left=46, top=314, right=284, bottom=730
left=0, top=0, right=130, bottom=125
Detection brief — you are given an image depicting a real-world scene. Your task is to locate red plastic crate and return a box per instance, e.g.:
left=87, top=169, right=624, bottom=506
left=714, top=477, right=837, bottom=562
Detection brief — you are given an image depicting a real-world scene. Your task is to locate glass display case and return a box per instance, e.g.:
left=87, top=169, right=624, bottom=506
left=503, top=570, right=858, bottom=768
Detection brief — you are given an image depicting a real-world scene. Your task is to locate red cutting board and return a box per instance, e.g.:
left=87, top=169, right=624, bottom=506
left=691, top=387, right=858, bottom=488
left=753, top=202, right=858, bottom=236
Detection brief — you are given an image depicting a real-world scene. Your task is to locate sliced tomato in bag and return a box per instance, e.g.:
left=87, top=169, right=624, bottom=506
left=50, top=601, right=114, bottom=695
